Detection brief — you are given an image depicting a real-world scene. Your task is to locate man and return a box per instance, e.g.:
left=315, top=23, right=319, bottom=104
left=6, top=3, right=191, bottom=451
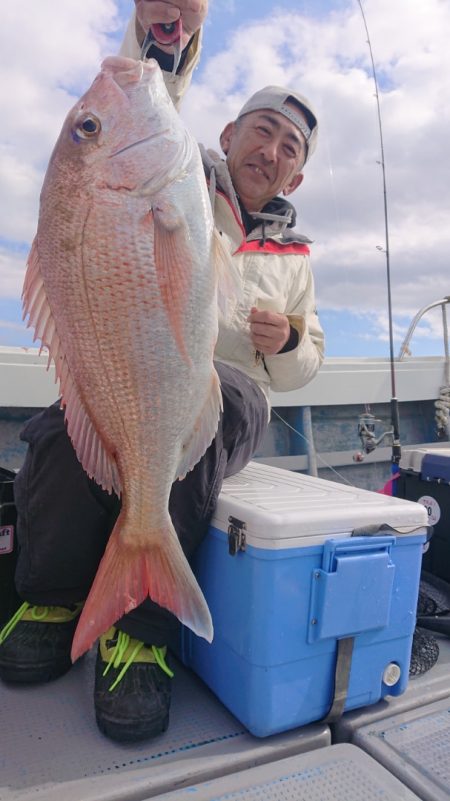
left=0, top=1, right=324, bottom=743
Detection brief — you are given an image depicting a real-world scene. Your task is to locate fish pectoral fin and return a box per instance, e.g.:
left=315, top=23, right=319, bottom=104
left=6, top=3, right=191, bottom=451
left=153, top=206, right=193, bottom=365
left=176, top=367, right=222, bottom=480
left=70, top=516, right=213, bottom=662
left=22, top=237, right=121, bottom=497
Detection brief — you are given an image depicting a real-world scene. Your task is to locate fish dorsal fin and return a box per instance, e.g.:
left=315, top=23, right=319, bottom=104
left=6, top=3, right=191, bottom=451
left=176, top=367, right=222, bottom=480
left=22, top=238, right=122, bottom=496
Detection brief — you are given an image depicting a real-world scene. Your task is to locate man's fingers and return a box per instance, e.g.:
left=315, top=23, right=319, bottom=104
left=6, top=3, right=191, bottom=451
left=250, top=326, right=284, bottom=352
left=135, top=1, right=180, bottom=28
left=135, top=1, right=207, bottom=30
left=135, top=2, right=194, bottom=53
left=249, top=311, right=290, bottom=355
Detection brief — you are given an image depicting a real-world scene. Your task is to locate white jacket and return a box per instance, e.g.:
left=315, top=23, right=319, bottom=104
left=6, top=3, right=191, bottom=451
left=201, top=149, right=324, bottom=401
left=119, top=18, right=325, bottom=404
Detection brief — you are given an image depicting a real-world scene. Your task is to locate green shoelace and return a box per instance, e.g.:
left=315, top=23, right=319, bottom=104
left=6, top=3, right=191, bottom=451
left=101, top=629, right=174, bottom=692
left=0, top=601, right=83, bottom=645
left=0, top=607, right=173, bottom=694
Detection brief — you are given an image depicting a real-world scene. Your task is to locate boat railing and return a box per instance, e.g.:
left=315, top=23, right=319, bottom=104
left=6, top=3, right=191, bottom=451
left=398, top=296, right=450, bottom=367
left=398, top=296, right=450, bottom=438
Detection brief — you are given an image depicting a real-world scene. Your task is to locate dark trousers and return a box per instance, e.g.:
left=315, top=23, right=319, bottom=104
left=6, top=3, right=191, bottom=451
left=13, top=363, right=268, bottom=645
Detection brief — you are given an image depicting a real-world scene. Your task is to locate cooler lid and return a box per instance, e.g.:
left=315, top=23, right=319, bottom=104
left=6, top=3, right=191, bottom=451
left=213, top=462, right=427, bottom=548
left=400, top=446, right=450, bottom=476
left=422, top=450, right=450, bottom=482
left=400, top=447, right=432, bottom=473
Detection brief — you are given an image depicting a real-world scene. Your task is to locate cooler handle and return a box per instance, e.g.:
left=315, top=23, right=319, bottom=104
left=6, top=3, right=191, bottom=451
left=352, top=521, right=433, bottom=543
left=321, top=535, right=395, bottom=574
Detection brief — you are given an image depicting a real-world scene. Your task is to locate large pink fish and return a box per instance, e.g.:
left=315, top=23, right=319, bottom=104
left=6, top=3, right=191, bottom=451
left=22, top=56, right=223, bottom=660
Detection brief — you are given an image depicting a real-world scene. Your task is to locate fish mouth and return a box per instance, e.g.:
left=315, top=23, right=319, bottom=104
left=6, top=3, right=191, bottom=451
left=101, top=55, right=150, bottom=91
left=150, top=20, right=182, bottom=45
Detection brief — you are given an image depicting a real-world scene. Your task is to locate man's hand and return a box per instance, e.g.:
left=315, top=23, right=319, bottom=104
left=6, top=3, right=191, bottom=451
left=135, top=1, right=208, bottom=51
left=247, top=307, right=291, bottom=356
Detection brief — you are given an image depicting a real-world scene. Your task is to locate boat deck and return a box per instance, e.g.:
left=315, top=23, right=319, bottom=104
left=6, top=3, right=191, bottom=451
left=1, top=349, right=450, bottom=798
left=1, top=636, right=450, bottom=800
left=1, top=651, right=330, bottom=801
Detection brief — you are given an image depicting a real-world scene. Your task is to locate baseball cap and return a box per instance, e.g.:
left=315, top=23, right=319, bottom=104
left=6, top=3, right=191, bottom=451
left=236, top=85, right=318, bottom=163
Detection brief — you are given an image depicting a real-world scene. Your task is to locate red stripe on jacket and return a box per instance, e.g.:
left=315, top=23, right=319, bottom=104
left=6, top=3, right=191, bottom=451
left=236, top=240, right=310, bottom=255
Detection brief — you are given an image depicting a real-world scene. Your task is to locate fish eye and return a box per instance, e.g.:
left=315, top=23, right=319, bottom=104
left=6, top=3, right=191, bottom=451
left=75, top=114, right=101, bottom=139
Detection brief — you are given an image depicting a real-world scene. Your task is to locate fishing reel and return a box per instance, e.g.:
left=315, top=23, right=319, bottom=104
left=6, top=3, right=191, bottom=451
left=353, top=413, right=394, bottom=462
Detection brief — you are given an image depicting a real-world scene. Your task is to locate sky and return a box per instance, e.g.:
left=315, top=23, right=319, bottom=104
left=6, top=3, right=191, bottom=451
left=1, top=0, right=449, bottom=357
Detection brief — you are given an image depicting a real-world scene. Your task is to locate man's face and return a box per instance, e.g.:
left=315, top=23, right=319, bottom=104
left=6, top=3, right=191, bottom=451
left=220, top=105, right=307, bottom=213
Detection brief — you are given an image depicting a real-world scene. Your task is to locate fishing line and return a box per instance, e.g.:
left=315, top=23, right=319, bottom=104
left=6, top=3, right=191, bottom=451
left=322, top=136, right=343, bottom=239
left=271, top=409, right=356, bottom=487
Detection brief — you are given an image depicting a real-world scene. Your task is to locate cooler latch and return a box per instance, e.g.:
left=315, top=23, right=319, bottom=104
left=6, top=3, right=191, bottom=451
left=228, top=516, right=246, bottom=556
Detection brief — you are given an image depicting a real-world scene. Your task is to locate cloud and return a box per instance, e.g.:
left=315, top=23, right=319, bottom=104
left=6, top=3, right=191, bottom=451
left=0, top=1, right=122, bottom=246
left=1, top=0, right=449, bottom=354
left=0, top=320, right=25, bottom=332
left=0, top=247, right=27, bottom=298
left=184, top=0, right=450, bottom=328
left=358, top=304, right=448, bottom=350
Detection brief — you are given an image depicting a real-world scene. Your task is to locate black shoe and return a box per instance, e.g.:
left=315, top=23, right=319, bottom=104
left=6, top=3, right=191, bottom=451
left=0, top=602, right=83, bottom=683
left=94, top=627, right=173, bottom=743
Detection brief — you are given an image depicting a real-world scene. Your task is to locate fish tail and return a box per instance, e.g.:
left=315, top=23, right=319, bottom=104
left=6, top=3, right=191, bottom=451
left=70, top=519, right=213, bottom=662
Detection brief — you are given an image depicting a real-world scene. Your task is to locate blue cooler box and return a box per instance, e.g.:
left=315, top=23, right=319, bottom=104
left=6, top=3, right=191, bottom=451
left=398, top=446, right=450, bottom=581
left=181, top=462, right=428, bottom=737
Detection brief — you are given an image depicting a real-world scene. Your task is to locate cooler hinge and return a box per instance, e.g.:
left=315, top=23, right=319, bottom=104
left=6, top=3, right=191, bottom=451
left=228, top=516, right=247, bottom=556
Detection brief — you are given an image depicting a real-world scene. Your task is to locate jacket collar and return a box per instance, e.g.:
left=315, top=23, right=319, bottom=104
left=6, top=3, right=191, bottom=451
left=199, top=145, right=311, bottom=245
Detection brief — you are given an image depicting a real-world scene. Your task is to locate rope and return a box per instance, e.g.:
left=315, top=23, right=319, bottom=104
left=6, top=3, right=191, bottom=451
left=435, top=385, right=450, bottom=436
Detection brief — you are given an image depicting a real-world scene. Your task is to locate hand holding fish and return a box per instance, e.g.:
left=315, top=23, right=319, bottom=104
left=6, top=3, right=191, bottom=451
left=135, top=0, right=208, bottom=51
left=248, top=307, right=292, bottom=355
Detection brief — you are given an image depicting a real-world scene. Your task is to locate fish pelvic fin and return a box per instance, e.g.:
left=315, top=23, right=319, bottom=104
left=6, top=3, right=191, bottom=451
left=176, top=367, right=222, bottom=480
left=63, top=387, right=122, bottom=497
left=70, top=518, right=213, bottom=662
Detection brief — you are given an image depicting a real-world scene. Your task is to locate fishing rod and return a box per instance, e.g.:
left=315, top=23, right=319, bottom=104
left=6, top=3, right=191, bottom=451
left=355, top=0, right=401, bottom=470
